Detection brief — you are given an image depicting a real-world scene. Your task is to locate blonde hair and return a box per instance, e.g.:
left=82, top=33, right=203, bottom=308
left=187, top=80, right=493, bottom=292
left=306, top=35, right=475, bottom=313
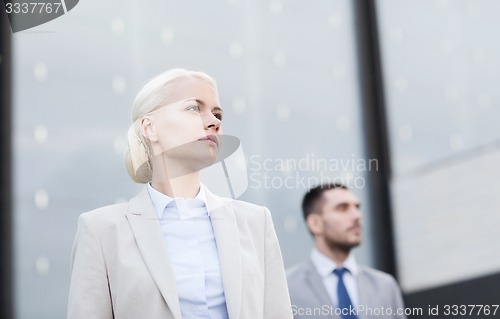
left=124, top=68, right=217, bottom=183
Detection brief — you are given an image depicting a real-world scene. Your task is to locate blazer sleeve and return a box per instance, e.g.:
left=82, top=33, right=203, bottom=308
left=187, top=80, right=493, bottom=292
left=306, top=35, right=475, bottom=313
left=263, top=207, right=293, bottom=319
left=68, top=213, right=114, bottom=319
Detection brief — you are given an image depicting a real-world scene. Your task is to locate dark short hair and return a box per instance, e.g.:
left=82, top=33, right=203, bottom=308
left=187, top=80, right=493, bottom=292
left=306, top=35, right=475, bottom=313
left=302, top=183, right=348, bottom=221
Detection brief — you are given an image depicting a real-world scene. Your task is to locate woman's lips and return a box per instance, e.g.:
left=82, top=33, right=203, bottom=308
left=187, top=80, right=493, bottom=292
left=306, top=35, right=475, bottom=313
left=198, top=135, right=218, bottom=146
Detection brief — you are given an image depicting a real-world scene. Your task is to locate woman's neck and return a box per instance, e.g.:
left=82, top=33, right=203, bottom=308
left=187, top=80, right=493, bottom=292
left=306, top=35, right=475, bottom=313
left=150, top=156, right=201, bottom=198
left=151, top=173, right=200, bottom=198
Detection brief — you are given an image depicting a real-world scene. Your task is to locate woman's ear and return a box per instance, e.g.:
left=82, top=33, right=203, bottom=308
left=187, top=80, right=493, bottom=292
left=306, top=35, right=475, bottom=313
left=306, top=214, right=323, bottom=236
left=140, top=116, right=158, bottom=142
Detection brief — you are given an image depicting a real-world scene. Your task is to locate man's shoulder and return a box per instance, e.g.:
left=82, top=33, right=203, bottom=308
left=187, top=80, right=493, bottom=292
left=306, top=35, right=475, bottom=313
left=286, top=259, right=314, bottom=281
left=359, top=265, right=395, bottom=278
left=357, top=265, right=400, bottom=287
left=286, top=259, right=316, bottom=299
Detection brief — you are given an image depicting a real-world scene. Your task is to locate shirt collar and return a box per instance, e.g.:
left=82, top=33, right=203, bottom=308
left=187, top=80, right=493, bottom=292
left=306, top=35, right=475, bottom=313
left=147, top=182, right=209, bottom=220
left=311, top=248, right=359, bottom=277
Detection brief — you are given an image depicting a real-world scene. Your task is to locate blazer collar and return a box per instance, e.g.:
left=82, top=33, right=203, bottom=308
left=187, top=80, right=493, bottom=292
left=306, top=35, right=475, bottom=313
left=127, top=185, right=242, bottom=319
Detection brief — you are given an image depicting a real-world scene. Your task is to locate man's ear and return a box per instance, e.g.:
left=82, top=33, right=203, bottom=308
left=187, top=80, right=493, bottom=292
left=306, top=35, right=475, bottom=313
left=140, top=116, right=158, bottom=142
left=306, top=213, right=323, bottom=236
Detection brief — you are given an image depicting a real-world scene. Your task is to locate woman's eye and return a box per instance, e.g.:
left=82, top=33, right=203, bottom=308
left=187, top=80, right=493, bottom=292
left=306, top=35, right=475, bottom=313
left=187, top=105, right=200, bottom=112
left=213, top=113, right=223, bottom=121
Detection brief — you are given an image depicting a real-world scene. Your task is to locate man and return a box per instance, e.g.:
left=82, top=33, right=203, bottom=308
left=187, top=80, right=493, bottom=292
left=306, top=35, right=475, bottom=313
left=287, top=183, right=406, bottom=319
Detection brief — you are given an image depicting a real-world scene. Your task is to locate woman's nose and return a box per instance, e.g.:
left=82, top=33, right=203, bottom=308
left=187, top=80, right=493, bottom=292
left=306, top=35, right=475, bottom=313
left=205, top=113, right=221, bottom=133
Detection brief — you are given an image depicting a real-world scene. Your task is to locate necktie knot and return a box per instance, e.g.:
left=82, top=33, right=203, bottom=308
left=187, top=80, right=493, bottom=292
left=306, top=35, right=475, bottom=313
left=334, top=267, right=348, bottom=278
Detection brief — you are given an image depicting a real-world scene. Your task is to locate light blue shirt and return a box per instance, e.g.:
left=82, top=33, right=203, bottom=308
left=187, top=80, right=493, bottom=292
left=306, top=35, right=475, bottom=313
left=147, top=183, right=229, bottom=319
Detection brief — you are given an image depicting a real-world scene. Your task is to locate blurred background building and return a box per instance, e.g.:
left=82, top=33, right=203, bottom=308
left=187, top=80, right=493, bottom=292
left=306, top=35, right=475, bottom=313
left=1, top=0, right=499, bottom=318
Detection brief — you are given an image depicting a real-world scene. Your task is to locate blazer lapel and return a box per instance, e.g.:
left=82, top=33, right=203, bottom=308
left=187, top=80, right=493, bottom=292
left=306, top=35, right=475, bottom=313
left=205, top=187, right=242, bottom=319
left=126, top=187, right=182, bottom=319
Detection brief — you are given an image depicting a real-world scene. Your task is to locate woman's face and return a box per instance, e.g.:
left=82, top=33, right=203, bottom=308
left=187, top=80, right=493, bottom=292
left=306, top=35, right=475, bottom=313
left=142, top=76, right=223, bottom=170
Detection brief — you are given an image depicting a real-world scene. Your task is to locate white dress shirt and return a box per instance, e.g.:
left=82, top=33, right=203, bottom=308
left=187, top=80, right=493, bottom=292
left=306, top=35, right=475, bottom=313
left=310, top=248, right=359, bottom=308
left=147, top=183, right=229, bottom=319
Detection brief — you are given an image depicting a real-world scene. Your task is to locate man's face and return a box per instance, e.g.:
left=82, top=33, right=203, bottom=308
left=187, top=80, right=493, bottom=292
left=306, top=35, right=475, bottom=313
left=310, top=188, right=362, bottom=251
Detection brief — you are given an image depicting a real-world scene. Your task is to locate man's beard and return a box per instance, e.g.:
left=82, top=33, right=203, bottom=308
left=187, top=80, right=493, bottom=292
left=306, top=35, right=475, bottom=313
left=325, top=237, right=360, bottom=254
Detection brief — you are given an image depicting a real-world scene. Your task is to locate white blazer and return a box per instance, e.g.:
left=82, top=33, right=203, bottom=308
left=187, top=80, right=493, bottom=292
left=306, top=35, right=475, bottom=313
left=68, top=185, right=293, bottom=319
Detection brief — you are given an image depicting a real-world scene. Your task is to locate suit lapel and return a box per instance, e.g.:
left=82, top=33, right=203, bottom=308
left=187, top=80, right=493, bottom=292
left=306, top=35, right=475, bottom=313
left=304, top=259, right=341, bottom=319
left=205, top=187, right=242, bottom=319
left=126, top=187, right=182, bottom=319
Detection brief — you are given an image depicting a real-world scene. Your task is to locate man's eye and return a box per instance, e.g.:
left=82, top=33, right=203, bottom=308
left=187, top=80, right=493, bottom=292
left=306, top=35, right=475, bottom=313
left=336, top=204, right=348, bottom=211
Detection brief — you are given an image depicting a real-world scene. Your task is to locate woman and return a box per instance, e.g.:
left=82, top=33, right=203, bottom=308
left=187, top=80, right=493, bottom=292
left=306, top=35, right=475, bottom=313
left=68, top=69, right=292, bottom=319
